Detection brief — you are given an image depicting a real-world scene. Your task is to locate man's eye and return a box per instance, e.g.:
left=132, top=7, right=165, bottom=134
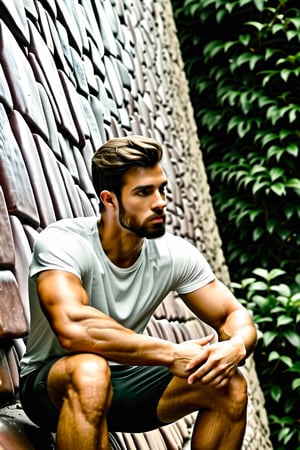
left=137, top=190, right=148, bottom=196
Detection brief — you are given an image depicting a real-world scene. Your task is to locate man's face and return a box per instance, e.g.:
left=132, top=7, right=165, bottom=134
left=117, top=164, right=167, bottom=239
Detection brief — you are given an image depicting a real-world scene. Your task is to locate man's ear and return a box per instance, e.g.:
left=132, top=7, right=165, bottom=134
left=100, top=190, right=117, bottom=210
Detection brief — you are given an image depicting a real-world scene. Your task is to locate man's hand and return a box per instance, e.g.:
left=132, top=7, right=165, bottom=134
left=168, top=334, right=215, bottom=378
left=184, top=336, right=246, bottom=387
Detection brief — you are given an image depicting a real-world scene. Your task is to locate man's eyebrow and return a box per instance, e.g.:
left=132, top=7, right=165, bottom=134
left=131, top=180, right=168, bottom=193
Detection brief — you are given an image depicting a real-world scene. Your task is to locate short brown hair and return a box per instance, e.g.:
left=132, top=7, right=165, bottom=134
left=92, top=135, right=163, bottom=210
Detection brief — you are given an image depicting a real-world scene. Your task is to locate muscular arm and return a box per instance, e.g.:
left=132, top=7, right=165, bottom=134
left=37, top=270, right=212, bottom=375
left=185, top=279, right=256, bottom=354
left=181, top=279, right=257, bottom=385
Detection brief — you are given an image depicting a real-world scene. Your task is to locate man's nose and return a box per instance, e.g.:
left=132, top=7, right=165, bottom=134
left=152, top=191, right=166, bottom=209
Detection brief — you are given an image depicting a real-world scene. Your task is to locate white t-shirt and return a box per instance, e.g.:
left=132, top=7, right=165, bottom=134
left=20, top=217, right=214, bottom=376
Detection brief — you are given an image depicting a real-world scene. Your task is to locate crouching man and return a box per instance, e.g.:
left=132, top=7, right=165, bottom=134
left=20, top=135, right=257, bottom=450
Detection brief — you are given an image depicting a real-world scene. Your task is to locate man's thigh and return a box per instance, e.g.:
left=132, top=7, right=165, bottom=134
left=157, top=368, right=247, bottom=424
left=20, top=359, right=174, bottom=433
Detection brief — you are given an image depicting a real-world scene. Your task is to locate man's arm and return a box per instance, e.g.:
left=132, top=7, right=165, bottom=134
left=36, top=269, right=213, bottom=378
left=181, top=278, right=257, bottom=386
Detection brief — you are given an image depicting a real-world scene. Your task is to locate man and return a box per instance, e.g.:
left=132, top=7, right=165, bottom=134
left=20, top=135, right=257, bottom=450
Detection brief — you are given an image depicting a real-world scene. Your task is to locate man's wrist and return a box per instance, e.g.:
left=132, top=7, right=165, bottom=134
left=230, top=334, right=247, bottom=363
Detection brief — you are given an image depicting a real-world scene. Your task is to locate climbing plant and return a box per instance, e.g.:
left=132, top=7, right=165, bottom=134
left=171, top=0, right=300, bottom=282
left=233, top=269, right=300, bottom=449
left=171, top=1, right=300, bottom=448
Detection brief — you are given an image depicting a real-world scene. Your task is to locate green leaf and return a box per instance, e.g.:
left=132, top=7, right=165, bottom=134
left=250, top=165, right=267, bottom=175
left=286, top=30, right=298, bottom=41
left=279, top=129, right=294, bottom=140
left=252, top=294, right=269, bottom=309
left=289, top=17, right=300, bottom=31
left=216, top=9, right=226, bottom=24
left=253, top=227, right=264, bottom=241
left=249, top=209, right=262, bottom=221
left=288, top=108, right=297, bottom=123
left=239, top=33, right=251, bottom=47
left=286, top=178, right=300, bottom=190
left=272, top=24, right=284, bottom=36
left=253, top=268, right=268, bottom=279
left=269, top=167, right=285, bottom=181
left=268, top=269, right=286, bottom=280
left=269, top=350, right=279, bottom=361
left=252, top=178, right=268, bottom=195
left=266, top=105, right=280, bottom=125
left=280, top=355, right=293, bottom=367
left=270, top=183, right=286, bottom=196
left=265, top=48, right=282, bottom=60
left=271, top=283, right=290, bottom=296
left=249, top=54, right=264, bottom=70
left=245, top=21, right=264, bottom=31
left=227, top=116, right=241, bottom=133
left=261, top=132, right=278, bottom=147
left=277, top=316, right=294, bottom=327
left=291, top=292, right=300, bottom=303
left=237, top=120, right=252, bottom=138
left=267, top=145, right=285, bottom=162
left=286, top=143, right=299, bottom=157
left=257, top=95, right=274, bottom=108
left=203, top=40, right=225, bottom=60
left=266, top=218, right=277, bottom=233
left=279, top=427, right=296, bottom=445
left=250, top=281, right=268, bottom=290
left=253, top=0, right=264, bottom=11
left=263, top=331, right=277, bottom=346
left=228, top=91, right=241, bottom=106
left=261, top=70, right=277, bottom=87
left=270, top=384, right=282, bottom=402
left=224, top=1, right=240, bottom=14
left=283, top=205, right=295, bottom=220
left=224, top=40, right=238, bottom=53
left=284, top=331, right=300, bottom=348
left=241, top=277, right=256, bottom=287
left=280, top=68, right=293, bottom=82
left=292, top=378, right=300, bottom=390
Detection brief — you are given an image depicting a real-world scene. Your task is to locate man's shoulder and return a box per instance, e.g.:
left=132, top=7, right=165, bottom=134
left=33, top=217, right=98, bottom=253
left=41, top=216, right=98, bottom=236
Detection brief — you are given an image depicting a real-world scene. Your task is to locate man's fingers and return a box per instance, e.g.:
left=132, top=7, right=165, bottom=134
left=187, top=363, right=238, bottom=385
left=194, top=334, right=215, bottom=345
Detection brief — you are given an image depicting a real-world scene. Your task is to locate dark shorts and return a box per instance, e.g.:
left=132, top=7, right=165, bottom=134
left=19, top=359, right=173, bottom=433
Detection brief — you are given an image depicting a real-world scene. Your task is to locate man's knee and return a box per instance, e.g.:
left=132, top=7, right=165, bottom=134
left=71, top=355, right=111, bottom=390
left=66, top=355, right=113, bottom=421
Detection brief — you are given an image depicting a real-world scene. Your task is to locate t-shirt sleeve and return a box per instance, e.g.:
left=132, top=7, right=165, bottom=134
left=29, top=228, right=89, bottom=280
left=171, top=237, right=215, bottom=295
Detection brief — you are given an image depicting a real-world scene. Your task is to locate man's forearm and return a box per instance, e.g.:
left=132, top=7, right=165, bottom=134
left=58, top=311, right=177, bottom=367
left=58, top=311, right=215, bottom=377
left=88, top=327, right=176, bottom=367
left=219, top=309, right=257, bottom=361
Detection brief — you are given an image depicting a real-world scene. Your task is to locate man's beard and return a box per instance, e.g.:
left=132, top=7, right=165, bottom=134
left=118, top=204, right=166, bottom=239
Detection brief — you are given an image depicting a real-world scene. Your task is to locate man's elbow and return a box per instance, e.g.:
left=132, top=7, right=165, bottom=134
left=53, top=321, right=81, bottom=351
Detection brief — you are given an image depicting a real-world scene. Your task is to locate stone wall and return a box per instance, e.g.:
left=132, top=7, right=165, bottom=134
left=0, top=0, right=272, bottom=448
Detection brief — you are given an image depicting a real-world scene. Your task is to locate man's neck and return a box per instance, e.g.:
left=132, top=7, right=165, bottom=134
left=98, top=218, right=144, bottom=268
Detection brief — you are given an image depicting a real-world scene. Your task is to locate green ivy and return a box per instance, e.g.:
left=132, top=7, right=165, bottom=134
left=232, top=269, right=300, bottom=449
left=171, top=0, right=300, bottom=282
left=171, top=1, right=300, bottom=447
